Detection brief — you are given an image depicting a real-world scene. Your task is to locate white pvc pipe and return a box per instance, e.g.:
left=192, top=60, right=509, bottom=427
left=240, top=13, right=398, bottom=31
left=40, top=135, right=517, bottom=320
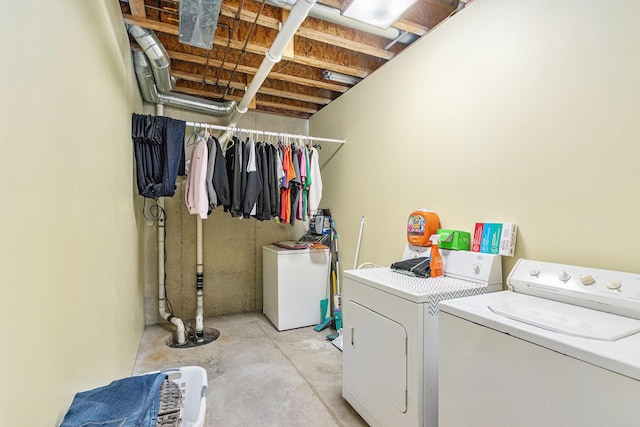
left=157, top=198, right=186, bottom=345
left=195, top=216, right=204, bottom=340
left=230, top=0, right=317, bottom=124
left=156, top=103, right=186, bottom=345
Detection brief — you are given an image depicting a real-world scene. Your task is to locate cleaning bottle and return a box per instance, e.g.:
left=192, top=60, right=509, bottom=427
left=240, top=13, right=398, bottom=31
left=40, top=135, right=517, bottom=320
left=429, top=234, right=444, bottom=278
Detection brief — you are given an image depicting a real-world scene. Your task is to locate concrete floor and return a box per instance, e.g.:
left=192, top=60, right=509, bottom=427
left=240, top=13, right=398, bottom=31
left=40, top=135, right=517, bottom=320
left=133, top=312, right=367, bottom=427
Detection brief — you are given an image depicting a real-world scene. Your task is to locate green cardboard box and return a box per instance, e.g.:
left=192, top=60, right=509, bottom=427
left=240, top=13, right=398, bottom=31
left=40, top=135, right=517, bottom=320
left=437, top=229, right=471, bottom=251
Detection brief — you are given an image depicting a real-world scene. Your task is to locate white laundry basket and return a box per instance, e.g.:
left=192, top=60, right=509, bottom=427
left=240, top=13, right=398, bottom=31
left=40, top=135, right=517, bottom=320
left=161, top=366, right=208, bottom=427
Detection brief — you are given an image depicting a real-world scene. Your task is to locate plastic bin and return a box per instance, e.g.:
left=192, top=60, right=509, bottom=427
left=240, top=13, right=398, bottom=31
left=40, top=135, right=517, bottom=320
left=160, top=366, right=208, bottom=427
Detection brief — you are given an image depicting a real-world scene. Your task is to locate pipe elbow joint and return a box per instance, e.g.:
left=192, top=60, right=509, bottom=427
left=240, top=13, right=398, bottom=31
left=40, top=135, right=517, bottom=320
left=266, top=50, right=282, bottom=64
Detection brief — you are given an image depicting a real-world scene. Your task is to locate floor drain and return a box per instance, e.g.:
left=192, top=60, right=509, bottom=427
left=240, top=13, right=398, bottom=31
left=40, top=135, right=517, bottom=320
left=166, top=326, right=220, bottom=348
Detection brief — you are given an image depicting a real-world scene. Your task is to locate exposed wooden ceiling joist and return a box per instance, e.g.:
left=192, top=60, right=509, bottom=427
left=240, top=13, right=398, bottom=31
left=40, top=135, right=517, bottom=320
left=120, top=0, right=460, bottom=118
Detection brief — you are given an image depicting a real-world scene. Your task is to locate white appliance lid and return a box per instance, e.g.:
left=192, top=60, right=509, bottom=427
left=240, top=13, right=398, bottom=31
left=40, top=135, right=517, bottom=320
left=439, top=291, right=640, bottom=381
left=489, top=297, right=640, bottom=341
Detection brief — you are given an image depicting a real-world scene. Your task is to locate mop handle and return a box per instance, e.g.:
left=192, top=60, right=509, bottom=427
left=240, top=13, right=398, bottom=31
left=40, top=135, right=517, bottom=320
left=331, top=220, right=340, bottom=294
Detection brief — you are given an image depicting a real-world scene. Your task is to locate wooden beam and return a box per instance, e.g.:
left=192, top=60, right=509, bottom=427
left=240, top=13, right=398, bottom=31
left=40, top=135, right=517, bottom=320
left=219, top=0, right=395, bottom=60
left=219, top=1, right=280, bottom=31
left=172, top=85, right=317, bottom=114
left=318, top=0, right=342, bottom=9
left=123, top=14, right=178, bottom=35
left=299, top=20, right=394, bottom=60
left=246, top=75, right=257, bottom=110
left=269, top=70, right=349, bottom=93
left=256, top=99, right=317, bottom=114
left=173, top=85, right=241, bottom=102
left=123, top=14, right=374, bottom=78
left=280, top=9, right=295, bottom=61
left=129, top=0, right=147, bottom=18
left=394, top=18, right=429, bottom=36
left=166, top=49, right=349, bottom=92
left=171, top=69, right=332, bottom=105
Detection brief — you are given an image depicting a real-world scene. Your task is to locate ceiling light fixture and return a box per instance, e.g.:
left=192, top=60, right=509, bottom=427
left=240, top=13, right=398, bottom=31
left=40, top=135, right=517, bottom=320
left=322, top=70, right=363, bottom=85
left=340, top=0, right=419, bottom=29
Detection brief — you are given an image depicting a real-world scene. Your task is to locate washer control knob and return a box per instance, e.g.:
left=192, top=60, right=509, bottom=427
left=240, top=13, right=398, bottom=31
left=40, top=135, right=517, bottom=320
left=529, top=267, right=540, bottom=277
left=606, top=280, right=622, bottom=290
left=473, top=264, right=480, bottom=274
left=558, top=271, right=571, bottom=282
left=580, top=275, right=595, bottom=285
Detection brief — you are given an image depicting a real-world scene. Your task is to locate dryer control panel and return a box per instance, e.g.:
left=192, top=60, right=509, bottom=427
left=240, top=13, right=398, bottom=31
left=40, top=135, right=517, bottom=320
left=508, top=258, right=640, bottom=320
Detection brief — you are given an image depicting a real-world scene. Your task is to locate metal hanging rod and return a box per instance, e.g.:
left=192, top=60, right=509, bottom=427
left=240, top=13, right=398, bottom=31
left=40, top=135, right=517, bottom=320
left=184, top=121, right=345, bottom=145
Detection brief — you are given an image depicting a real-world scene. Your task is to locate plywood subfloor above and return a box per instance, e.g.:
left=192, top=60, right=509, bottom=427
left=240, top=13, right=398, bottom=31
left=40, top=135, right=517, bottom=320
left=120, top=0, right=464, bottom=118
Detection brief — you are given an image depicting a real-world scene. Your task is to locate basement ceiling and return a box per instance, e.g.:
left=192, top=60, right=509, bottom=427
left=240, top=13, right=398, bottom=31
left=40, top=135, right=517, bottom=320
left=120, top=0, right=464, bottom=119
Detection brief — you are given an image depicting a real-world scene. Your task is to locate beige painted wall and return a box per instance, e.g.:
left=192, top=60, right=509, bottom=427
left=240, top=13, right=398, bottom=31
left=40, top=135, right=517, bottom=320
left=0, top=1, right=144, bottom=425
left=140, top=106, right=309, bottom=325
left=310, top=0, right=640, bottom=279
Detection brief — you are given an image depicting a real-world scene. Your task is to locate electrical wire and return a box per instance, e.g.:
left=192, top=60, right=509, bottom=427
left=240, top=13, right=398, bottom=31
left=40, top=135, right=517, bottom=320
left=357, top=262, right=380, bottom=269
left=205, top=23, right=231, bottom=93
left=143, top=198, right=166, bottom=222
left=224, top=0, right=268, bottom=98
left=143, top=199, right=180, bottom=322
left=213, top=0, right=245, bottom=91
left=149, top=200, right=202, bottom=344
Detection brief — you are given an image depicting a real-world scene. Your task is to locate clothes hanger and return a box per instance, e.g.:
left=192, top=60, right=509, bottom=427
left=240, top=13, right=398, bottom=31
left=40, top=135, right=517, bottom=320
left=187, top=123, right=200, bottom=147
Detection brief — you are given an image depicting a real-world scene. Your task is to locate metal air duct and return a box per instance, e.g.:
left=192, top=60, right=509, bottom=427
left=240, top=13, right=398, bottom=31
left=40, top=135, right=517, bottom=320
left=131, top=45, right=236, bottom=116
left=132, top=50, right=159, bottom=103
left=158, top=92, right=237, bottom=116
left=128, top=25, right=174, bottom=93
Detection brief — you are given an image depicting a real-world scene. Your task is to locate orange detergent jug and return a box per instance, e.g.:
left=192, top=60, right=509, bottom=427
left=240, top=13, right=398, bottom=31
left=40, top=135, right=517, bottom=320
left=407, top=209, right=441, bottom=247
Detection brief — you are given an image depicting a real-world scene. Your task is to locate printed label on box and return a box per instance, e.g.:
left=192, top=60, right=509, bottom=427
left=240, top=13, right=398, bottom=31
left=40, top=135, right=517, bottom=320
left=472, top=223, right=484, bottom=252
left=473, top=222, right=517, bottom=256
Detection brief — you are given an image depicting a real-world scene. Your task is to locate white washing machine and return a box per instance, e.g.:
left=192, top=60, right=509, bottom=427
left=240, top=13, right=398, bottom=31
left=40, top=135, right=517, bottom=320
left=342, top=249, right=503, bottom=427
left=438, top=258, right=640, bottom=427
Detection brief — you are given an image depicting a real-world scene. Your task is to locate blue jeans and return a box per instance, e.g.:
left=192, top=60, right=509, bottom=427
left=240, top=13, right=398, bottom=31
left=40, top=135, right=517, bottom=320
left=60, top=372, right=166, bottom=427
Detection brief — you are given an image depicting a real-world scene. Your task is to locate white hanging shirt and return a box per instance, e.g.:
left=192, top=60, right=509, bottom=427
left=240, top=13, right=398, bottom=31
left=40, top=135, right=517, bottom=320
left=307, top=147, right=322, bottom=212
left=185, top=136, right=209, bottom=219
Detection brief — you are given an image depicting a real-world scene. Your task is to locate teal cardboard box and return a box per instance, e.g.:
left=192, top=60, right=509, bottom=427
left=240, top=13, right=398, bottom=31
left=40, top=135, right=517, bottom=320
left=437, top=229, right=471, bottom=251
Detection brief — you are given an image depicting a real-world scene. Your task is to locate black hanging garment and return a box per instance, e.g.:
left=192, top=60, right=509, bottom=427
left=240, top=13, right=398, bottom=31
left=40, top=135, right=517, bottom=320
left=253, top=142, right=271, bottom=221
left=131, top=114, right=185, bottom=199
left=224, top=136, right=243, bottom=217
left=288, top=146, right=302, bottom=226
left=205, top=135, right=230, bottom=214
left=267, top=144, right=280, bottom=218
left=242, top=139, right=262, bottom=218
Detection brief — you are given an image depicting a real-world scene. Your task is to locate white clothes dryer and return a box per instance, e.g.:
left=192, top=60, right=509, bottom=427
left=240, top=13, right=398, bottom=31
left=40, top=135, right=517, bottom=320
left=342, top=249, right=502, bottom=427
left=438, top=258, right=640, bottom=427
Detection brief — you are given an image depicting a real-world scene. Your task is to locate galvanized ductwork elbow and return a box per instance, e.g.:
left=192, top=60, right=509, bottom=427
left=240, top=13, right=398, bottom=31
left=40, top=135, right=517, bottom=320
left=158, top=92, right=237, bottom=116
left=128, top=24, right=174, bottom=93
left=132, top=50, right=236, bottom=115
left=132, top=50, right=159, bottom=103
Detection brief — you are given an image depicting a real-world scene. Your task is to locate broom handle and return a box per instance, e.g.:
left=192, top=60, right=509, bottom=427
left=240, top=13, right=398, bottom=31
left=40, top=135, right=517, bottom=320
left=353, top=216, right=365, bottom=269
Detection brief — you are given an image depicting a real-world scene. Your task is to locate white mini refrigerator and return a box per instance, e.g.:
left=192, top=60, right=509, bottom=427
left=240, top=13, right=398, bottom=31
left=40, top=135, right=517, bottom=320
left=262, top=245, right=330, bottom=331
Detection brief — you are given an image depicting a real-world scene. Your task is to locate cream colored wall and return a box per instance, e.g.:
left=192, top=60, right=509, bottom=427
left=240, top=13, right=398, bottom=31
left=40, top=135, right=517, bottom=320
left=0, top=1, right=144, bottom=425
left=311, top=0, right=640, bottom=278
left=140, top=106, right=308, bottom=325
